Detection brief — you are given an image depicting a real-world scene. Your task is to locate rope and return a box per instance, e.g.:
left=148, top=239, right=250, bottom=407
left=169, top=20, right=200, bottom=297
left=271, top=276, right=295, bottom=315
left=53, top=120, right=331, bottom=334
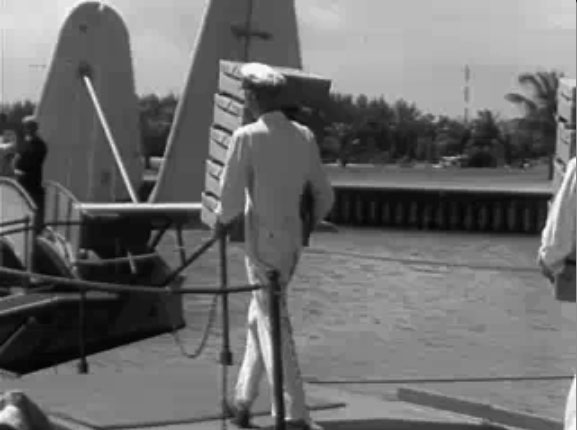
left=305, top=375, right=574, bottom=385
left=163, top=293, right=220, bottom=360
left=305, top=248, right=540, bottom=273
left=0, top=266, right=261, bottom=296
left=73, top=252, right=158, bottom=266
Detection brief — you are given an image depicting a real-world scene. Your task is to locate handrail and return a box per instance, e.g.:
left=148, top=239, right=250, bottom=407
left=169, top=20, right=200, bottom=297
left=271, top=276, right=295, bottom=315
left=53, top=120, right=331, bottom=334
left=0, top=266, right=261, bottom=296
left=0, top=177, right=37, bottom=212
left=43, top=180, right=81, bottom=205
left=0, top=217, right=31, bottom=229
left=0, top=219, right=286, bottom=429
left=80, top=70, right=139, bottom=203
left=73, top=253, right=159, bottom=266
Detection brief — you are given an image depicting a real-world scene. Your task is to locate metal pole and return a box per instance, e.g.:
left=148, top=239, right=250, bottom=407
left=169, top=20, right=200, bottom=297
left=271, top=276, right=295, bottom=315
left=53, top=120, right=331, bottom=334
left=22, top=216, right=31, bottom=293
left=219, top=234, right=233, bottom=428
left=176, top=226, right=187, bottom=266
left=268, top=270, right=286, bottom=430
left=77, top=287, right=89, bottom=374
left=79, top=69, right=139, bottom=203
left=1, top=0, right=5, bottom=110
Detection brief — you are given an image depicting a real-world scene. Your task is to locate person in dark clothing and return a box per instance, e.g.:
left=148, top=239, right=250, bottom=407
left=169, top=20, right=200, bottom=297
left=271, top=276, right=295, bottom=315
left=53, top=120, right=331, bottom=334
left=14, top=116, right=48, bottom=231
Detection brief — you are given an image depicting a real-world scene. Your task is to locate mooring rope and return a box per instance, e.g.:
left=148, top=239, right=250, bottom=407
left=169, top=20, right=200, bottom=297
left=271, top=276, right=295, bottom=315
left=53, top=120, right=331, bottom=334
left=305, top=248, right=540, bottom=273
left=163, top=293, right=220, bottom=360
left=305, top=375, right=574, bottom=385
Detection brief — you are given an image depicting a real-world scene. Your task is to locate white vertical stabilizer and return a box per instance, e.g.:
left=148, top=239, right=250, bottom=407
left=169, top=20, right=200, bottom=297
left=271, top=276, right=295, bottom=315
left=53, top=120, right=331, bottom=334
left=150, top=0, right=302, bottom=203
left=35, top=1, right=143, bottom=203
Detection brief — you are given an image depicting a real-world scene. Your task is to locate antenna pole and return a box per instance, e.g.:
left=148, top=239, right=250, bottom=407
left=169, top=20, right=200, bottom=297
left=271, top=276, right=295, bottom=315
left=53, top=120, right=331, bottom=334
left=1, top=0, right=5, bottom=111
left=464, top=64, right=471, bottom=125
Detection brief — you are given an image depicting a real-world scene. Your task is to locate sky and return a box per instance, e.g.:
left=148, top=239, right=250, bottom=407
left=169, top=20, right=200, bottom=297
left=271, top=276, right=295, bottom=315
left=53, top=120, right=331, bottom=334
left=0, top=0, right=575, bottom=119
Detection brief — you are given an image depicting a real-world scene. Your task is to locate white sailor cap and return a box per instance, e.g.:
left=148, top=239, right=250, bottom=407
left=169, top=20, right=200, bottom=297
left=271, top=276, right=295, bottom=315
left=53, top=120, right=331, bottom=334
left=22, top=115, right=38, bottom=125
left=240, top=63, right=286, bottom=90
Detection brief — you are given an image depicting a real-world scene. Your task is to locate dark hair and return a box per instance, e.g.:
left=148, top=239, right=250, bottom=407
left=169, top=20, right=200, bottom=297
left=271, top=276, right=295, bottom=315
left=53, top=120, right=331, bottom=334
left=245, top=87, right=284, bottom=114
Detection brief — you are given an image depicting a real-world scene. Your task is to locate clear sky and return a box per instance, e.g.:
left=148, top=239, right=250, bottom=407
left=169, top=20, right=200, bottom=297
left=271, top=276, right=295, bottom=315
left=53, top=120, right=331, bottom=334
left=0, top=0, right=575, bottom=119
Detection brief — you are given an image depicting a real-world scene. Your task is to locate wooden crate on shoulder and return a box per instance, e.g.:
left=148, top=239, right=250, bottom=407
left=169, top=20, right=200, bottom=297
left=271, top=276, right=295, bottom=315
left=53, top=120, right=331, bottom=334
left=218, top=60, right=332, bottom=107
left=201, top=95, right=247, bottom=242
left=555, top=123, right=576, bottom=165
left=553, top=78, right=576, bottom=195
left=201, top=60, right=332, bottom=243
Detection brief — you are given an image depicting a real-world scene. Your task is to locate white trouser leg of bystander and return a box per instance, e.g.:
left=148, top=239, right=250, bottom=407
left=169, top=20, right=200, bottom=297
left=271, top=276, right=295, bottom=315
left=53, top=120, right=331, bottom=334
left=564, top=375, right=576, bottom=430
left=562, top=302, right=576, bottom=430
left=235, top=297, right=266, bottom=408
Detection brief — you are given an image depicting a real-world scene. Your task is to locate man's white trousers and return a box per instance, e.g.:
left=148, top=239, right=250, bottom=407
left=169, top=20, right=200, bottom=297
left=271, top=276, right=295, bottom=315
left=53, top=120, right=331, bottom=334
left=562, top=302, right=576, bottom=430
left=234, top=252, right=309, bottom=422
left=565, top=375, right=576, bottom=430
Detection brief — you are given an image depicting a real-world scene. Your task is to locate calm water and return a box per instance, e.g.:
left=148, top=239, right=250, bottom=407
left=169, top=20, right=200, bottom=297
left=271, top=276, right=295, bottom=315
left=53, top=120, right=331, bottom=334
left=40, top=228, right=575, bottom=421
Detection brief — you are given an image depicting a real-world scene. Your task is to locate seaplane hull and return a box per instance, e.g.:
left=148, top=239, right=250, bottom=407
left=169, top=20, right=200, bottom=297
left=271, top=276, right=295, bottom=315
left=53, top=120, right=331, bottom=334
left=0, top=289, right=182, bottom=375
left=0, top=1, right=191, bottom=375
left=0, top=178, right=185, bottom=375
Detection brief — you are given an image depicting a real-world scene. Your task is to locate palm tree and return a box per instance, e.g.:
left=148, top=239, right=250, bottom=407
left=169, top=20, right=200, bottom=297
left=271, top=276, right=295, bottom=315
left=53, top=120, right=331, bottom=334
left=505, top=70, right=563, bottom=179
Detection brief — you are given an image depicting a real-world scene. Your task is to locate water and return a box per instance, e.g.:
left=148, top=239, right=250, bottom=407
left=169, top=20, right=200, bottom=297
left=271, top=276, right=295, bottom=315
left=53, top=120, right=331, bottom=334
left=39, top=228, right=575, bottom=421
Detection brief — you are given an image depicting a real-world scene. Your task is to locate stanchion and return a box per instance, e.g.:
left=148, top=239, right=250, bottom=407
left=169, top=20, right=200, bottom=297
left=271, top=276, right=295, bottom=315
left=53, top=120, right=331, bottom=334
left=77, top=288, right=89, bottom=374
left=268, top=270, right=286, bottom=430
left=219, top=233, right=233, bottom=428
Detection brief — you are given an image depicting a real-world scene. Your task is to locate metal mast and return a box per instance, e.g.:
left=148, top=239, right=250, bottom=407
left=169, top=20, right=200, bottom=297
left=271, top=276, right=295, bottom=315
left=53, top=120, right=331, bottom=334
left=464, top=64, right=471, bottom=125
left=1, top=0, right=5, bottom=111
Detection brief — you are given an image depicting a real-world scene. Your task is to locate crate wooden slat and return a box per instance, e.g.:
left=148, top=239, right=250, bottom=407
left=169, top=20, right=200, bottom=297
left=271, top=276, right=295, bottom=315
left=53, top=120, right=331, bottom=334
left=204, top=170, right=221, bottom=199
left=213, top=94, right=246, bottom=133
left=553, top=78, right=576, bottom=195
left=556, top=123, right=576, bottom=164
left=211, top=126, right=232, bottom=148
left=208, top=138, right=229, bottom=165
left=206, top=159, right=224, bottom=179
left=200, top=192, right=218, bottom=228
left=559, top=78, right=576, bottom=103
left=553, top=158, right=567, bottom=194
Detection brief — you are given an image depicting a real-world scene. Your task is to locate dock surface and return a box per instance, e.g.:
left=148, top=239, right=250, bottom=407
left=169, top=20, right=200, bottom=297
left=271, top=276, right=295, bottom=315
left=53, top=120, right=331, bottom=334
left=1, top=361, right=488, bottom=430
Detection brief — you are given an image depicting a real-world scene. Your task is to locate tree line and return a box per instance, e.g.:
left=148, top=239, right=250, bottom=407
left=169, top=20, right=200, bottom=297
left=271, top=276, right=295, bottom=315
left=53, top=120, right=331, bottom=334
left=0, top=69, right=562, bottom=172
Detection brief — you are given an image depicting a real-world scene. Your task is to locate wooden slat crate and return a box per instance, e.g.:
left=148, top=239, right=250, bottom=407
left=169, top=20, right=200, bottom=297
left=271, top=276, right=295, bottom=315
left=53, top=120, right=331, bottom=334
left=204, top=95, right=247, bottom=242
left=552, top=157, right=568, bottom=195
left=208, top=128, right=231, bottom=165
left=557, top=78, right=576, bottom=127
left=202, top=60, right=332, bottom=243
left=556, top=123, right=576, bottom=164
left=213, top=94, right=247, bottom=133
left=200, top=192, right=219, bottom=228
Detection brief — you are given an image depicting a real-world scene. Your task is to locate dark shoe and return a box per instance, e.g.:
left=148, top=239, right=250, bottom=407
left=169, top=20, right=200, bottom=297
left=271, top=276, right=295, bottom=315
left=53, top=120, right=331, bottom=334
left=286, top=419, right=324, bottom=430
left=226, top=401, right=259, bottom=428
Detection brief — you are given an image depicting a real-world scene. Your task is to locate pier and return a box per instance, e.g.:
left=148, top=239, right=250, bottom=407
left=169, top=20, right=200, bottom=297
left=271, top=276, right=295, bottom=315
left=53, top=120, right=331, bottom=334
left=143, top=163, right=552, bottom=235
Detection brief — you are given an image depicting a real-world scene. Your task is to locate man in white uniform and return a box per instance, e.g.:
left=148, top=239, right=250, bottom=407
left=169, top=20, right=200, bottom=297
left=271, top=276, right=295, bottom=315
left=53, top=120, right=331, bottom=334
left=538, top=156, right=576, bottom=430
left=216, top=63, right=334, bottom=430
